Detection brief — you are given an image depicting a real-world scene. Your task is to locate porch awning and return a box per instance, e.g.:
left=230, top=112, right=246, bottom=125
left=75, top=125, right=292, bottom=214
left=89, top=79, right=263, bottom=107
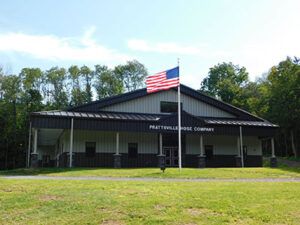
left=30, top=110, right=278, bottom=137
left=32, top=110, right=161, bottom=122
left=204, top=119, right=278, bottom=128
left=32, top=110, right=278, bottom=128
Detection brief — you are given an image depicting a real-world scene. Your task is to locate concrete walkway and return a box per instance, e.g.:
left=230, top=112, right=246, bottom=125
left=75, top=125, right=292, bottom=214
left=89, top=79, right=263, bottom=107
left=1, top=175, right=300, bottom=182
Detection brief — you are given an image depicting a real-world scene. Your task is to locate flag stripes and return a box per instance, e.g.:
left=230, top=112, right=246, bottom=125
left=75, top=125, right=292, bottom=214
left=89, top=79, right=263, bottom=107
left=146, top=68, right=179, bottom=93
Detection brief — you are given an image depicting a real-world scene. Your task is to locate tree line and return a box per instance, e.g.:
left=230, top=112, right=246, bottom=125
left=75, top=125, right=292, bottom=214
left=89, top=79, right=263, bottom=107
left=0, top=57, right=299, bottom=169
left=0, top=60, right=148, bottom=169
left=200, top=57, right=300, bottom=158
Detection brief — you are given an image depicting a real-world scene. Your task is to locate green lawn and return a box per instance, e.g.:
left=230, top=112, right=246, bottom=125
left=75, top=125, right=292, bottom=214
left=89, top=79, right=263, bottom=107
left=281, top=156, right=300, bottom=162
left=0, top=178, right=300, bottom=224
left=1, top=162, right=300, bottom=179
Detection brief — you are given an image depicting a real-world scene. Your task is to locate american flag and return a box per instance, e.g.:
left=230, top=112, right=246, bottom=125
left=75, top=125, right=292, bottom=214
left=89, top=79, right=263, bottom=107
left=146, top=67, right=180, bottom=93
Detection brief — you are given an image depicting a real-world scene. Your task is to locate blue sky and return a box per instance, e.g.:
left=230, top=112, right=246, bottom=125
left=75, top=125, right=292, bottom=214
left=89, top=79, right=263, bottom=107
left=0, top=0, right=299, bottom=89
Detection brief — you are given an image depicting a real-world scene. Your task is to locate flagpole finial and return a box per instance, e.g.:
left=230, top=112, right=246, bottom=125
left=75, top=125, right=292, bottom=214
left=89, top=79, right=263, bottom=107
left=177, top=58, right=180, bottom=67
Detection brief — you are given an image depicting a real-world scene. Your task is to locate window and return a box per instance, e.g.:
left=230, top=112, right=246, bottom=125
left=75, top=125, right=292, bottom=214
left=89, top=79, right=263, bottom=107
left=205, top=145, right=213, bottom=160
left=85, top=142, right=96, bottom=157
left=128, top=143, right=138, bottom=158
left=160, top=101, right=182, bottom=113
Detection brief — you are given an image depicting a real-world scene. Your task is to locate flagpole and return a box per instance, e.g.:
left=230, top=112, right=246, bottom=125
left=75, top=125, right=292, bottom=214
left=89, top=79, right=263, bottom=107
left=178, top=58, right=182, bottom=172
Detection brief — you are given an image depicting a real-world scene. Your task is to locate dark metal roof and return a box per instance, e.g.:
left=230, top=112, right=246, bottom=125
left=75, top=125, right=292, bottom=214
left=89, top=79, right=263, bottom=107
left=65, top=84, right=264, bottom=121
left=32, top=110, right=162, bottom=122
left=31, top=110, right=278, bottom=128
left=204, top=119, right=279, bottom=128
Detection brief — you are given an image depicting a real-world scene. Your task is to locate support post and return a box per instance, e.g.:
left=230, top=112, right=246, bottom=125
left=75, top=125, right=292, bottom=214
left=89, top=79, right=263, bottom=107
left=271, top=138, right=275, bottom=158
left=270, top=138, right=277, bottom=167
left=159, top=133, right=163, bottom=155
left=157, top=133, right=165, bottom=168
left=197, top=134, right=206, bottom=168
left=69, top=118, right=74, bottom=168
left=27, top=122, right=32, bottom=167
left=235, top=136, right=242, bottom=167
left=239, top=126, right=244, bottom=168
left=31, top=128, right=39, bottom=167
left=33, top=128, right=38, bottom=153
left=114, top=132, right=121, bottom=168
left=237, top=137, right=240, bottom=157
left=200, top=135, right=204, bottom=156
left=116, top=132, right=119, bottom=155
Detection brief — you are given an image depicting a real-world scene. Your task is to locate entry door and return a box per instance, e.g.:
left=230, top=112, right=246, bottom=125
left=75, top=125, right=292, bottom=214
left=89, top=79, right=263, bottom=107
left=128, top=143, right=138, bottom=167
left=163, top=147, right=179, bottom=167
left=42, top=155, right=50, bottom=167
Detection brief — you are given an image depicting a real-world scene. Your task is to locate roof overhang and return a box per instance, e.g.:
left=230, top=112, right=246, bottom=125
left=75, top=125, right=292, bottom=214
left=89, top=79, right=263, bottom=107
left=31, top=110, right=278, bottom=137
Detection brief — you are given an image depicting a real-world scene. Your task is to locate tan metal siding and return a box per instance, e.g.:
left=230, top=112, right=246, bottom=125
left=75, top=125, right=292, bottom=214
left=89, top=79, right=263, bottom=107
left=63, top=130, right=157, bottom=154
left=120, top=132, right=157, bottom=154
left=102, top=89, right=235, bottom=118
left=243, top=136, right=262, bottom=155
left=186, top=134, right=262, bottom=156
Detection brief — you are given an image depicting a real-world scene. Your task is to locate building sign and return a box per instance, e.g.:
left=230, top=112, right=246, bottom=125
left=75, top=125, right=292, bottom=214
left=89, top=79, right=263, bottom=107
left=149, top=125, right=214, bottom=132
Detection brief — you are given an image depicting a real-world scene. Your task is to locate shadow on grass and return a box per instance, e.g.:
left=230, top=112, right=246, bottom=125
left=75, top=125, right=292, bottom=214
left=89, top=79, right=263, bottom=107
left=0, top=167, right=129, bottom=176
left=264, top=160, right=300, bottom=174
left=1, top=162, right=300, bottom=177
left=276, top=165, right=300, bottom=174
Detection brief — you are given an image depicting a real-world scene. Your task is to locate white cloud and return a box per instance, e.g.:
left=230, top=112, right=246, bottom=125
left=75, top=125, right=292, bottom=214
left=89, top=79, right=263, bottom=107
left=0, top=26, right=132, bottom=63
left=128, top=39, right=201, bottom=55
left=128, top=39, right=233, bottom=58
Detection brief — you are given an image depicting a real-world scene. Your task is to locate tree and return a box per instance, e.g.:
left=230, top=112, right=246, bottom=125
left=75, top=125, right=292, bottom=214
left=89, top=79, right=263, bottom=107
left=114, top=60, right=148, bottom=92
left=18, top=68, right=44, bottom=166
left=0, top=62, right=151, bottom=169
left=19, top=68, right=43, bottom=113
left=200, top=62, right=249, bottom=104
left=19, top=68, right=43, bottom=91
left=94, top=65, right=124, bottom=99
left=266, top=57, right=300, bottom=157
left=0, top=74, right=21, bottom=169
left=79, top=65, right=94, bottom=103
left=0, top=70, right=4, bottom=100
left=44, top=67, right=68, bottom=109
left=68, top=66, right=85, bottom=106
left=239, top=81, right=268, bottom=115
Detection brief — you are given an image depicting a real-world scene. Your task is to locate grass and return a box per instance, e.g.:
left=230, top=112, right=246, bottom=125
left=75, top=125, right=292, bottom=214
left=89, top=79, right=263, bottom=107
left=1, top=162, right=300, bottom=179
left=281, top=156, right=300, bottom=162
left=0, top=178, right=300, bottom=224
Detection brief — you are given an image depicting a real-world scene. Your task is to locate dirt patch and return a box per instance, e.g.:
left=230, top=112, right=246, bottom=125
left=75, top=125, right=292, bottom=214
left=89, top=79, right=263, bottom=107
left=180, top=223, right=197, bottom=225
left=186, top=208, right=211, bottom=216
left=97, top=207, right=124, bottom=217
left=100, top=219, right=125, bottom=225
left=1, top=186, right=28, bottom=193
left=98, top=207, right=114, bottom=214
left=155, top=204, right=166, bottom=210
left=290, top=212, right=300, bottom=218
left=123, top=189, right=138, bottom=194
left=1, top=188, right=13, bottom=192
left=122, top=189, right=149, bottom=196
left=38, top=195, right=64, bottom=201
